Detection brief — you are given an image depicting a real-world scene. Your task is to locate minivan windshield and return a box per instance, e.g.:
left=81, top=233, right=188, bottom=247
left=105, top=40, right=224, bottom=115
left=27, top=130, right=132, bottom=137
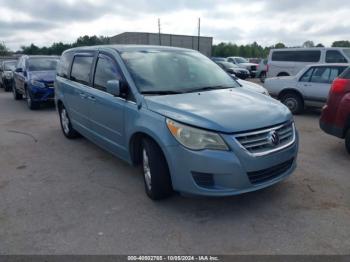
left=27, top=58, right=59, bottom=71
left=4, top=61, right=16, bottom=71
left=121, top=50, right=239, bottom=94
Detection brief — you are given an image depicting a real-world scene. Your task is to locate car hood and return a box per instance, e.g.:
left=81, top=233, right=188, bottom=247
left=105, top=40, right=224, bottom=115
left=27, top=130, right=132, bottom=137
left=28, top=71, right=56, bottom=82
left=238, top=79, right=269, bottom=94
left=144, top=89, right=292, bottom=133
left=239, top=62, right=258, bottom=67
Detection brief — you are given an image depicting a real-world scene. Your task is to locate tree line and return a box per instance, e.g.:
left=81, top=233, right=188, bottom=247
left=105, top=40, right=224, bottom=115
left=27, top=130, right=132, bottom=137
left=212, top=40, right=350, bottom=58
left=1, top=37, right=350, bottom=58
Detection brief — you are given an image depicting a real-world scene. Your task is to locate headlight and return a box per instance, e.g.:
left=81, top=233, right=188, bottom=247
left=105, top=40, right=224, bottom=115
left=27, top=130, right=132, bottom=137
left=30, top=80, right=46, bottom=88
left=166, top=119, right=229, bottom=151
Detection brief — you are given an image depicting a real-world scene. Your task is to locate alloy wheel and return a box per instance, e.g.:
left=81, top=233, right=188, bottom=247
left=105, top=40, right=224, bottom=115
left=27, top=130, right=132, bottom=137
left=142, top=149, right=152, bottom=191
left=61, top=108, right=70, bottom=135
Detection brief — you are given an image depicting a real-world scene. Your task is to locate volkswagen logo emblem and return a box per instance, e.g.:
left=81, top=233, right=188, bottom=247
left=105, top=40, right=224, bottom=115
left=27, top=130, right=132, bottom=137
left=267, top=130, right=280, bottom=146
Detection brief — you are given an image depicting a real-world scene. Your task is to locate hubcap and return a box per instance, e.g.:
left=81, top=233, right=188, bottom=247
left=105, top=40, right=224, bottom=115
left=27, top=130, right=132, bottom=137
left=284, top=98, right=297, bottom=112
left=61, top=109, right=70, bottom=134
left=142, top=149, right=152, bottom=190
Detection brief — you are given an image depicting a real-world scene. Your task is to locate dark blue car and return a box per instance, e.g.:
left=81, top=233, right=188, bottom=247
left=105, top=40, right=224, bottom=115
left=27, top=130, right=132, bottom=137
left=13, top=55, right=59, bottom=109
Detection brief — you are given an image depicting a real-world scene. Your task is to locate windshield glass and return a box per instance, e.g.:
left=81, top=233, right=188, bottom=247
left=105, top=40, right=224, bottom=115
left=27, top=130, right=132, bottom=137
left=342, top=49, right=350, bottom=60
left=121, top=50, right=239, bottom=93
left=4, top=61, right=16, bottom=71
left=235, top=57, right=249, bottom=63
left=27, top=58, right=59, bottom=71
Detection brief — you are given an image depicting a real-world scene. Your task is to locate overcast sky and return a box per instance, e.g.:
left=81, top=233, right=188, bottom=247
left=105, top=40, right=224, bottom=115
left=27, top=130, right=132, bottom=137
left=1, top=0, right=350, bottom=50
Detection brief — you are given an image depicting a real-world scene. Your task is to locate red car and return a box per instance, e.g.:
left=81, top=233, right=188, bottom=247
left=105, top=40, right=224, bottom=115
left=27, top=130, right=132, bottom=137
left=320, top=67, right=350, bottom=154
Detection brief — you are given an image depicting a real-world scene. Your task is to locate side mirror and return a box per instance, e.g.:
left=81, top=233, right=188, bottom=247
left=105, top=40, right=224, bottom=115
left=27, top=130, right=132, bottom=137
left=15, top=68, right=23, bottom=73
left=106, top=80, right=120, bottom=96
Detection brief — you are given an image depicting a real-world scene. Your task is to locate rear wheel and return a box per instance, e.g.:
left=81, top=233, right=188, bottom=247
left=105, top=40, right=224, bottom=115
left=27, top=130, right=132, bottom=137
left=26, top=88, right=40, bottom=110
left=141, top=138, right=173, bottom=200
left=59, top=105, right=80, bottom=139
left=345, top=130, right=350, bottom=154
left=12, top=82, right=22, bottom=100
left=281, top=92, right=304, bottom=114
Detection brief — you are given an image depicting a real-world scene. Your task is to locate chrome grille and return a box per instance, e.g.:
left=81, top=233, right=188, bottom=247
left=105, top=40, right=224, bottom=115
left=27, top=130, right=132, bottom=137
left=235, top=122, right=295, bottom=156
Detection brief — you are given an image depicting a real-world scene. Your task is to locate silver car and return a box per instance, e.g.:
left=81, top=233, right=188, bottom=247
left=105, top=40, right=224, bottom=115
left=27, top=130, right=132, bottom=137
left=264, top=63, right=349, bottom=114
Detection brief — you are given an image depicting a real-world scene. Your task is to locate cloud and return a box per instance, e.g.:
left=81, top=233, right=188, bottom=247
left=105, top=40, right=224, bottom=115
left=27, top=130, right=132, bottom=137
left=0, top=0, right=349, bottom=50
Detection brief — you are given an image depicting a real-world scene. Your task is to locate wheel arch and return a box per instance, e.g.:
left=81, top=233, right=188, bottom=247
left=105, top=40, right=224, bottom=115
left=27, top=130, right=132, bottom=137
left=278, top=88, right=304, bottom=101
left=129, top=131, right=169, bottom=167
left=277, top=72, right=290, bottom=77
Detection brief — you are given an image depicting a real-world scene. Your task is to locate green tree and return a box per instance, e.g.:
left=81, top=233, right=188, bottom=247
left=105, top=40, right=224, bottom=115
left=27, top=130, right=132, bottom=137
left=332, top=40, right=350, bottom=47
left=274, top=42, right=286, bottom=49
left=0, top=42, right=10, bottom=56
left=302, top=40, right=315, bottom=48
left=316, top=43, right=324, bottom=47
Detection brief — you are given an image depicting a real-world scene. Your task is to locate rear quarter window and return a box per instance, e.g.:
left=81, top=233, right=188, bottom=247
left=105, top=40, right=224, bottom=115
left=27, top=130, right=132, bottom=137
left=70, top=56, right=94, bottom=85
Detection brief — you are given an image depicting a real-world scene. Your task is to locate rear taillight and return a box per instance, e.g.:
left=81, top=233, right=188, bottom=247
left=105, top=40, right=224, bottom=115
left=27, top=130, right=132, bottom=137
left=330, top=78, right=350, bottom=94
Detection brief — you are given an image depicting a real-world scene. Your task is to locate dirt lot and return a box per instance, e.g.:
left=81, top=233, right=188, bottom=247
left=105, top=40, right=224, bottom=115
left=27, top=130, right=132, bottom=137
left=0, top=87, right=349, bottom=255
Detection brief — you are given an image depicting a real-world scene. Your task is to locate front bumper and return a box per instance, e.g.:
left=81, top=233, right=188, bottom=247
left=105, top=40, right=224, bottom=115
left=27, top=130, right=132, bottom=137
left=164, top=132, right=299, bottom=196
left=29, top=86, right=55, bottom=102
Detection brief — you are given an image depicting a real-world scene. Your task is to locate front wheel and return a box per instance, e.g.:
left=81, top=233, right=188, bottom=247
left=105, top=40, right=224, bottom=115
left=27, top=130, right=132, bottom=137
left=281, top=93, right=304, bottom=114
left=26, top=88, right=40, bottom=110
left=345, top=130, right=350, bottom=154
left=59, top=105, right=80, bottom=139
left=141, top=138, right=173, bottom=200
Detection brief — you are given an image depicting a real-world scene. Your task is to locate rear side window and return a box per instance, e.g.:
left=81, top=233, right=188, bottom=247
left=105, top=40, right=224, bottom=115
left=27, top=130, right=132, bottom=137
left=325, top=50, right=347, bottom=63
left=310, top=67, right=340, bottom=84
left=272, top=50, right=321, bottom=62
left=70, top=56, right=93, bottom=85
left=57, top=52, right=73, bottom=78
left=93, top=55, right=122, bottom=92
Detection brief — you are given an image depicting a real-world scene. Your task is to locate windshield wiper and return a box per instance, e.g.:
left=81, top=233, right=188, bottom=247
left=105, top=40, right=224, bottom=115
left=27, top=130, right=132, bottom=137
left=141, top=90, right=184, bottom=95
left=185, top=85, right=234, bottom=93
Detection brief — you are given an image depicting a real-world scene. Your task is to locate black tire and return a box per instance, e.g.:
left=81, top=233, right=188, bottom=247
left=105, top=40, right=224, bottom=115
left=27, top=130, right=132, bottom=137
left=281, top=92, right=304, bottom=114
left=260, top=71, right=266, bottom=83
left=25, top=88, right=40, bottom=110
left=345, top=130, right=350, bottom=154
left=12, top=82, right=22, bottom=100
left=141, top=138, right=173, bottom=200
left=58, top=105, right=80, bottom=139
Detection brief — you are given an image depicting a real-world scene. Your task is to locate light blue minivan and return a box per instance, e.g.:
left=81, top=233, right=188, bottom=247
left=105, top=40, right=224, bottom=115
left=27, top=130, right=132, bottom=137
left=55, top=45, right=299, bottom=200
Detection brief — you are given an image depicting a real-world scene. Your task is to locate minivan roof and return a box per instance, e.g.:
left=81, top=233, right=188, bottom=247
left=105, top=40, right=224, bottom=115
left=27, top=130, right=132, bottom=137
left=64, top=44, right=195, bottom=53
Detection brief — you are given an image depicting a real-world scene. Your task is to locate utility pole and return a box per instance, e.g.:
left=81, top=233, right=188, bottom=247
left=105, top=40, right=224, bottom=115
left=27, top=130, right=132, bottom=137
left=158, top=18, right=162, bottom=46
left=197, top=17, right=201, bottom=51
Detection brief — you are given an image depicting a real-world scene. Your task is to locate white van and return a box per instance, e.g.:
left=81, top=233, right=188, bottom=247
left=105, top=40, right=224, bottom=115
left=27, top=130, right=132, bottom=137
left=267, top=48, right=350, bottom=78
